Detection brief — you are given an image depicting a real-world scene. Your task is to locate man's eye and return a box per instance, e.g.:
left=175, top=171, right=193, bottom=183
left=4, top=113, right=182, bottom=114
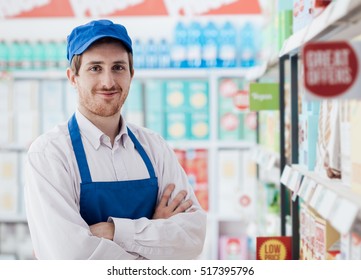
left=90, top=66, right=101, bottom=71
left=113, top=65, right=125, bottom=71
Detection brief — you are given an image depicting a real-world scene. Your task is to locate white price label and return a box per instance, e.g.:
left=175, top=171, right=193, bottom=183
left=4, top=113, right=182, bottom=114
left=280, top=165, right=292, bottom=186
left=317, top=189, right=338, bottom=220
left=288, top=170, right=301, bottom=192
left=303, top=179, right=317, bottom=203
left=330, top=198, right=358, bottom=234
left=298, top=176, right=309, bottom=199
left=309, top=184, right=325, bottom=209
left=266, top=155, right=277, bottom=170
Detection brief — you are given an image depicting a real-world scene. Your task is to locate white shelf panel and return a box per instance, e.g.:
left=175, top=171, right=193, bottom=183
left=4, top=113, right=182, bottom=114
left=291, top=164, right=361, bottom=209
left=168, top=141, right=255, bottom=150
left=0, top=215, right=27, bottom=223
left=290, top=164, right=361, bottom=234
left=0, top=145, right=28, bottom=152
left=280, top=0, right=361, bottom=56
left=9, top=67, right=265, bottom=80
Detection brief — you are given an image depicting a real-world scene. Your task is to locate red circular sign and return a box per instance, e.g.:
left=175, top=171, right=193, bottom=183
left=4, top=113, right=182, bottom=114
left=233, top=90, right=249, bottom=110
left=303, top=41, right=358, bottom=98
left=221, top=113, right=239, bottom=131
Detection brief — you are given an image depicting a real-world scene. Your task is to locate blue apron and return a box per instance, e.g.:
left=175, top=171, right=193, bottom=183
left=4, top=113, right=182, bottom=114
left=68, top=114, right=158, bottom=225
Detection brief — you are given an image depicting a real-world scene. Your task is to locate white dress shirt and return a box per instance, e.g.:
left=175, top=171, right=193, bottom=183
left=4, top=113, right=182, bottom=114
left=25, top=110, right=207, bottom=260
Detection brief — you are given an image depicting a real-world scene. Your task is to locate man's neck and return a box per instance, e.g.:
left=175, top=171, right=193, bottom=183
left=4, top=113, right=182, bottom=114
left=79, top=108, right=121, bottom=146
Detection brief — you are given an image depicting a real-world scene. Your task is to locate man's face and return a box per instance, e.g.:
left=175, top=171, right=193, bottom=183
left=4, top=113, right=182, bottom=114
left=69, top=41, right=133, bottom=118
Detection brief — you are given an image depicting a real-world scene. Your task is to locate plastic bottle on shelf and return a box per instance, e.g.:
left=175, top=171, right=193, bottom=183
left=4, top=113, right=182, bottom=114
left=239, top=22, right=256, bottom=68
left=0, top=40, right=9, bottom=71
left=19, top=40, right=34, bottom=70
left=7, top=40, right=22, bottom=70
left=133, top=38, right=145, bottom=69
left=202, top=21, right=218, bottom=68
left=158, top=38, right=171, bottom=68
left=57, top=40, right=68, bottom=69
left=32, top=40, right=46, bottom=70
left=171, top=21, right=188, bottom=68
left=144, top=38, right=158, bottom=69
left=44, top=40, right=58, bottom=69
left=218, top=21, right=237, bottom=68
left=187, top=21, right=203, bottom=68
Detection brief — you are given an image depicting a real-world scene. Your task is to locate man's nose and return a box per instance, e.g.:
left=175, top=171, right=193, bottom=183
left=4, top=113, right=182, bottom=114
left=101, top=71, right=116, bottom=89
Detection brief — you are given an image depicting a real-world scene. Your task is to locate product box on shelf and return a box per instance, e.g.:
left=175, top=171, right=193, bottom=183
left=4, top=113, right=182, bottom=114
left=240, top=112, right=257, bottom=143
left=350, top=101, right=361, bottom=194
left=13, top=80, right=39, bottom=112
left=0, top=78, right=12, bottom=112
left=189, top=112, right=209, bottom=140
left=314, top=214, right=340, bottom=260
left=292, top=0, right=331, bottom=33
left=350, top=230, right=361, bottom=260
left=164, top=80, right=188, bottom=112
left=64, top=81, right=78, bottom=119
left=165, top=112, right=189, bottom=141
left=218, top=78, right=243, bottom=140
left=217, top=149, right=248, bottom=216
left=298, top=113, right=319, bottom=171
left=219, top=235, right=248, bottom=260
left=174, top=149, right=209, bottom=212
left=144, top=80, right=165, bottom=136
left=258, top=111, right=279, bottom=153
left=40, top=80, right=67, bottom=133
left=340, top=232, right=351, bottom=260
left=300, top=202, right=316, bottom=259
left=315, top=100, right=341, bottom=179
left=278, top=9, right=293, bottom=51
left=339, top=100, right=353, bottom=186
left=292, top=0, right=313, bottom=33
left=41, top=112, right=65, bottom=133
left=188, top=80, right=209, bottom=112
left=185, top=149, right=208, bottom=211
left=301, top=203, right=341, bottom=260
left=0, top=113, right=13, bottom=145
left=15, top=112, right=39, bottom=148
left=0, top=152, right=19, bottom=216
left=124, top=80, right=144, bottom=127
left=40, top=80, right=64, bottom=113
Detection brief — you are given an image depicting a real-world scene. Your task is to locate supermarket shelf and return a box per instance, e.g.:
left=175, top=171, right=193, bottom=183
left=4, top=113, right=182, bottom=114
left=280, top=0, right=361, bottom=56
left=216, top=141, right=255, bottom=150
left=0, top=145, right=28, bottom=152
left=291, top=164, right=361, bottom=208
left=8, top=66, right=266, bottom=80
left=168, top=140, right=255, bottom=150
left=0, top=214, right=27, bottom=223
left=282, top=164, right=361, bottom=234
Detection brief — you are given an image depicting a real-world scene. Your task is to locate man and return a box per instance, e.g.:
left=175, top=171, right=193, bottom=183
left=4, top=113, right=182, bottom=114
left=24, top=19, right=206, bottom=260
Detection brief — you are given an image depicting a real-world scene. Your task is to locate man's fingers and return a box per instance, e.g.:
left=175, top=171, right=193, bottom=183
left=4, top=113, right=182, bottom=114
left=159, top=184, right=175, bottom=207
left=173, top=199, right=193, bottom=215
left=168, top=190, right=187, bottom=211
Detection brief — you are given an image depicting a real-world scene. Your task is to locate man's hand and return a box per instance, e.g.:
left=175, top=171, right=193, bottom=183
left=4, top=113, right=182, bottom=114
left=89, top=222, right=115, bottom=240
left=153, top=184, right=193, bottom=219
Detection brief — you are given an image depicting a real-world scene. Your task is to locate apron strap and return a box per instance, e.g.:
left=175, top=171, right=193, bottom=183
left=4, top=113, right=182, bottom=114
left=68, top=114, right=93, bottom=184
left=127, top=127, right=156, bottom=179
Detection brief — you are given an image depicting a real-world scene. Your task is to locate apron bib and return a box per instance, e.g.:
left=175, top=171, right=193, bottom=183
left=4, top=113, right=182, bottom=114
left=68, top=114, right=158, bottom=225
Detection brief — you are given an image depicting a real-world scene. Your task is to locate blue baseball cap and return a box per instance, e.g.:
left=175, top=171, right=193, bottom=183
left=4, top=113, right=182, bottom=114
left=66, top=19, right=133, bottom=63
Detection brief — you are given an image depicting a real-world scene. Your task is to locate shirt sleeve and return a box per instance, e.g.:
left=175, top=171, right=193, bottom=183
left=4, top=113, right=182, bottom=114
left=25, top=149, right=140, bottom=260
left=110, top=134, right=207, bottom=259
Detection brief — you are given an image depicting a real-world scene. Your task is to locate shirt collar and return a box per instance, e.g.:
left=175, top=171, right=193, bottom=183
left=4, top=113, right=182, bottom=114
left=75, top=110, right=130, bottom=150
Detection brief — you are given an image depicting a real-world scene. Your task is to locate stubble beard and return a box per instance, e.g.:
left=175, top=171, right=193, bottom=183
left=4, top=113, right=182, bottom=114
left=80, top=90, right=127, bottom=118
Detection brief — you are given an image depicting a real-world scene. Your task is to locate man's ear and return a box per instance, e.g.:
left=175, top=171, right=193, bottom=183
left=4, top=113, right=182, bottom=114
left=66, top=67, right=76, bottom=86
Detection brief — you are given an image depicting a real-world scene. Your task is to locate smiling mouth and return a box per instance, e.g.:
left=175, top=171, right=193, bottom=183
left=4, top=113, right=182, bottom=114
left=98, top=91, right=119, bottom=96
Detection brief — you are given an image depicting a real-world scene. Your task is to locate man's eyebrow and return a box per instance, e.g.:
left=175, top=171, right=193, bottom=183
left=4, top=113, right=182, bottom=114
left=85, top=60, right=127, bottom=65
